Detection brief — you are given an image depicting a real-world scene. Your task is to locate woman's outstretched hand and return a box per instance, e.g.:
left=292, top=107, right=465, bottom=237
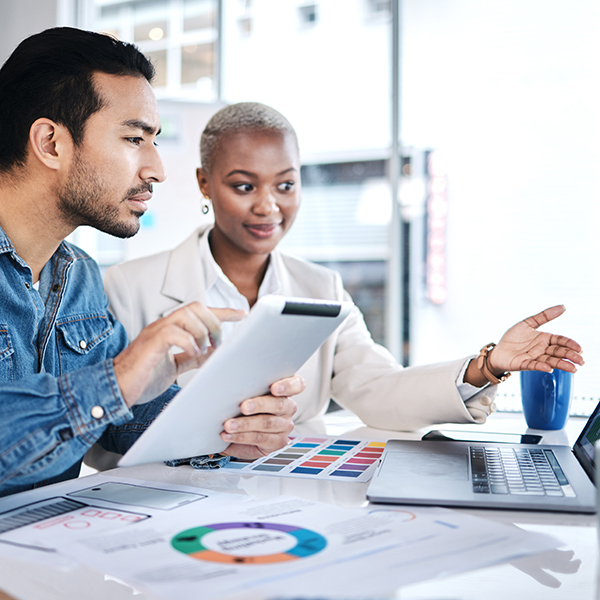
left=488, top=305, right=584, bottom=375
left=464, top=305, right=584, bottom=388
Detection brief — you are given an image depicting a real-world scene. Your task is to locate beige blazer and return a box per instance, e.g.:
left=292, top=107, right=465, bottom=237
left=104, top=226, right=495, bottom=431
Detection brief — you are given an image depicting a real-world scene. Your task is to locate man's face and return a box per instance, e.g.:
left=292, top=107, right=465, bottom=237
left=58, top=72, right=165, bottom=238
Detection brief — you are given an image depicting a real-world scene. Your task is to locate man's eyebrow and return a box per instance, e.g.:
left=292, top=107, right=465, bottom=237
left=121, top=119, right=161, bottom=136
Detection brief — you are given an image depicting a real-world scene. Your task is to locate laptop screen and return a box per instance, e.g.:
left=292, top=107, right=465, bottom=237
left=572, top=399, right=600, bottom=482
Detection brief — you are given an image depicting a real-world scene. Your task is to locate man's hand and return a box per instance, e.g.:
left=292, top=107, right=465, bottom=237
left=221, top=375, right=304, bottom=460
left=114, top=302, right=245, bottom=407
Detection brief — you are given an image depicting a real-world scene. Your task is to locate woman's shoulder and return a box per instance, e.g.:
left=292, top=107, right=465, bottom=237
left=106, top=227, right=205, bottom=281
left=274, top=250, right=344, bottom=299
left=277, top=251, right=341, bottom=280
left=105, top=248, right=171, bottom=281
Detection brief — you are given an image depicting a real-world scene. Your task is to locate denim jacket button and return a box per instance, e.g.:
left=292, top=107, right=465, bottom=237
left=91, top=405, right=104, bottom=419
left=79, top=340, right=87, bottom=350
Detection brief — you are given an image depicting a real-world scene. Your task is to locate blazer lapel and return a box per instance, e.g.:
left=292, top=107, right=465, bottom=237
left=160, top=225, right=211, bottom=316
left=271, top=250, right=303, bottom=297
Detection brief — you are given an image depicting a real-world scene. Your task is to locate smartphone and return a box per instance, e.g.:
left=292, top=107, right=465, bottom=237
left=421, top=430, right=543, bottom=445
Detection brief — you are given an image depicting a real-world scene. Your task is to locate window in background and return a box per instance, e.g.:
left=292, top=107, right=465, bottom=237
left=133, top=0, right=169, bottom=43
left=298, top=4, right=318, bottom=27
left=365, top=0, right=392, bottom=22
left=235, top=0, right=253, bottom=37
left=282, top=159, right=391, bottom=345
left=90, top=0, right=219, bottom=101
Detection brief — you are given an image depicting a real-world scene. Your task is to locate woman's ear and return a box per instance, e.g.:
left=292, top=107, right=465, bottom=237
left=28, top=118, right=72, bottom=172
left=196, top=167, right=211, bottom=198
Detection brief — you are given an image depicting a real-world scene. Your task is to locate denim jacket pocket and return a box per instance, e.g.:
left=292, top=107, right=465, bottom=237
left=0, top=324, right=14, bottom=381
left=56, top=314, right=114, bottom=374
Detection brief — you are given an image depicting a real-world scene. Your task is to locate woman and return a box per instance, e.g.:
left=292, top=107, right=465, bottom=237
left=104, top=102, right=583, bottom=432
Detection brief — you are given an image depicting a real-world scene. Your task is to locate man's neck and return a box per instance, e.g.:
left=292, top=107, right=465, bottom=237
left=0, top=177, right=73, bottom=282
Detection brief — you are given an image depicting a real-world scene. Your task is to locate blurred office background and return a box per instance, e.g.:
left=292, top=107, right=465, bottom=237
left=1, top=0, right=599, bottom=414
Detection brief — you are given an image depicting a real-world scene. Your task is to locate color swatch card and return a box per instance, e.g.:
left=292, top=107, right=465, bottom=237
left=223, top=436, right=386, bottom=482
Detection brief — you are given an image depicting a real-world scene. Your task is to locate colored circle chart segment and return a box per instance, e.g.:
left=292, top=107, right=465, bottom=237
left=171, top=521, right=327, bottom=564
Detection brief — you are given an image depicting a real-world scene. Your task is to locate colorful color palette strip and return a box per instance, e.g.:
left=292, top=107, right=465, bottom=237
left=223, top=436, right=387, bottom=482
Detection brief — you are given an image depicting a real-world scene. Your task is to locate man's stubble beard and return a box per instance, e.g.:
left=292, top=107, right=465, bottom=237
left=58, top=152, right=145, bottom=239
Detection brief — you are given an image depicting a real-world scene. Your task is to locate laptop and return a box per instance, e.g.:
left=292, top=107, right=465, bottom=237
left=366, top=399, right=600, bottom=513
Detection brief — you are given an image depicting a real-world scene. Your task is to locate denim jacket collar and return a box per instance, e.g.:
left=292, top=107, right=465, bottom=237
left=0, top=224, right=85, bottom=272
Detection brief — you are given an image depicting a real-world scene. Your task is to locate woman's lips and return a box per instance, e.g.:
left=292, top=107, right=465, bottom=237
left=244, top=222, right=281, bottom=239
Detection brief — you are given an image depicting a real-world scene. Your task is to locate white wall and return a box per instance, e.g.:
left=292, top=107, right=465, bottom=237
left=401, top=0, right=600, bottom=409
left=221, top=0, right=391, bottom=160
left=0, top=0, right=59, bottom=63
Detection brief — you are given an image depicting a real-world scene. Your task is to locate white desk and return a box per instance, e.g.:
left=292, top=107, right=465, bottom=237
left=0, top=411, right=596, bottom=600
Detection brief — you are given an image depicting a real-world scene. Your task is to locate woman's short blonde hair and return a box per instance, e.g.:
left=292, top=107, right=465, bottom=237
left=200, top=102, right=298, bottom=173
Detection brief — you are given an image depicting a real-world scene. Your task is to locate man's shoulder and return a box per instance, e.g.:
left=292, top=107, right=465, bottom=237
left=60, top=240, right=102, bottom=281
left=61, top=240, right=94, bottom=261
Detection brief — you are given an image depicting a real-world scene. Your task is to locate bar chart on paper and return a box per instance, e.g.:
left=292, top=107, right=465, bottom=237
left=222, top=436, right=385, bottom=482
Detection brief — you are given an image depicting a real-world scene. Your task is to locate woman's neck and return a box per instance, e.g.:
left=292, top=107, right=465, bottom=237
left=208, top=229, right=270, bottom=307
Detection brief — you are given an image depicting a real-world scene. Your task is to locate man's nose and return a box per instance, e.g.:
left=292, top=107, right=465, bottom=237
left=140, top=145, right=167, bottom=183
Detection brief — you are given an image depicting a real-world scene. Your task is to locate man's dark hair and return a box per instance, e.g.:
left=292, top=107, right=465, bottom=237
left=0, top=27, right=155, bottom=173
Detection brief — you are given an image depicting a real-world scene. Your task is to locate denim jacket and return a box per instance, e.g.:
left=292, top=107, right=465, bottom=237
left=0, top=226, right=177, bottom=497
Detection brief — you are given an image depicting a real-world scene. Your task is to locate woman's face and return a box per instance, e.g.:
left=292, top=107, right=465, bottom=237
left=197, top=129, right=301, bottom=259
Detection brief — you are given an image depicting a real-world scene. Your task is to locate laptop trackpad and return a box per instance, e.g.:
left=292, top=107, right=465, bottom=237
left=384, top=450, right=468, bottom=480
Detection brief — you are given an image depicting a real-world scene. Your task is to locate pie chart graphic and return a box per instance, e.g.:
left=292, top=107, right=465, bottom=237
left=171, top=521, right=327, bottom=564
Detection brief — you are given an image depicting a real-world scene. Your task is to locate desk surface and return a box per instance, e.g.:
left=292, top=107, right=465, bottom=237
left=0, top=411, right=596, bottom=600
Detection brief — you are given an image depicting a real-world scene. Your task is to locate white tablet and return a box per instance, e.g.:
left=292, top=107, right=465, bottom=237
left=118, top=296, right=353, bottom=467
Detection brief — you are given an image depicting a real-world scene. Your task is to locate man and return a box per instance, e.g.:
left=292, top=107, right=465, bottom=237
left=0, top=27, right=301, bottom=497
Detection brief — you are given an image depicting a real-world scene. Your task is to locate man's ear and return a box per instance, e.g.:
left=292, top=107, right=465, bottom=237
left=28, top=118, right=73, bottom=171
left=196, top=167, right=211, bottom=197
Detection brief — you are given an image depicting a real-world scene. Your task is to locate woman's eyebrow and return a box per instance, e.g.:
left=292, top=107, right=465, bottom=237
left=225, top=169, right=256, bottom=178
left=276, top=167, right=298, bottom=176
left=225, top=167, right=298, bottom=178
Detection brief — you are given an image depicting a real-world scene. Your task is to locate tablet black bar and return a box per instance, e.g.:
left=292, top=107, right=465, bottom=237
left=282, top=300, right=341, bottom=317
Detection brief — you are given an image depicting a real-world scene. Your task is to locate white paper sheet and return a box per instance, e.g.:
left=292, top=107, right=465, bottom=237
left=0, top=473, right=243, bottom=567
left=56, top=495, right=560, bottom=599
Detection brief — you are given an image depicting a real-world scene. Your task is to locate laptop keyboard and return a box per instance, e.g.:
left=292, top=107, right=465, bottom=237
left=470, top=446, right=568, bottom=496
left=0, top=498, right=86, bottom=535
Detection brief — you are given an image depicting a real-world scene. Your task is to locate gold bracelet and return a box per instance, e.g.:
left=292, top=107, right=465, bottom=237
left=477, top=343, right=511, bottom=385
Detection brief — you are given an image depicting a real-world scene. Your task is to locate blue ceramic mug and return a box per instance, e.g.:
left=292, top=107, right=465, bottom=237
left=520, top=370, right=574, bottom=430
